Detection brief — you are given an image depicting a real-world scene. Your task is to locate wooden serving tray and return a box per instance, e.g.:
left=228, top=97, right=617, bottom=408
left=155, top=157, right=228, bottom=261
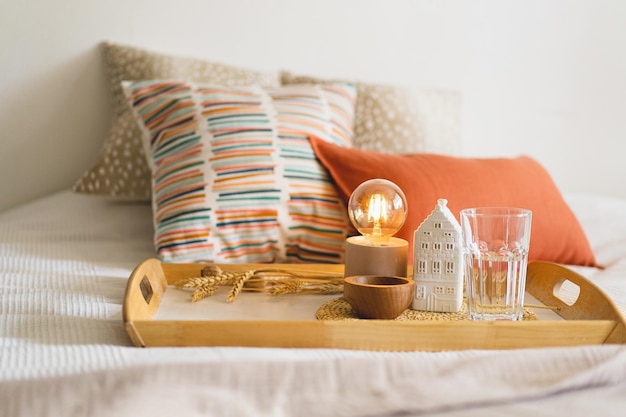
left=123, top=259, right=626, bottom=351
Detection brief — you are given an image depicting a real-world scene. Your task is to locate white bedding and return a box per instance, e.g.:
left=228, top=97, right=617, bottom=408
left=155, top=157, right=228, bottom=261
left=1, top=190, right=626, bottom=416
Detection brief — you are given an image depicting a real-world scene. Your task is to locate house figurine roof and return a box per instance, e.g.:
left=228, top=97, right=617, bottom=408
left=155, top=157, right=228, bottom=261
left=416, top=199, right=461, bottom=233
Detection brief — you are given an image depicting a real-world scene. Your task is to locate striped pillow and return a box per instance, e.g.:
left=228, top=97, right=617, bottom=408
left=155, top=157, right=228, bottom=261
left=122, top=80, right=356, bottom=264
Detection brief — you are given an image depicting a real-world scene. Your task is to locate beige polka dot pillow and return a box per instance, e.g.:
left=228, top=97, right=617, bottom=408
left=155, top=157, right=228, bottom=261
left=73, top=42, right=280, bottom=199
left=281, top=71, right=462, bottom=156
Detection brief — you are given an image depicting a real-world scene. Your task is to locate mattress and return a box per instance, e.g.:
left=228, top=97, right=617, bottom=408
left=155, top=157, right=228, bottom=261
left=1, top=190, right=626, bottom=416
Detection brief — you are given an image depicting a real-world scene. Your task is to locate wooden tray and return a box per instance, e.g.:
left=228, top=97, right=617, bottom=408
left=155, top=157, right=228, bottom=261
left=123, top=259, right=626, bottom=351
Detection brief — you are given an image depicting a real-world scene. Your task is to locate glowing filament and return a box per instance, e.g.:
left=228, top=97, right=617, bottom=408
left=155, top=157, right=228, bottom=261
left=367, top=193, right=387, bottom=243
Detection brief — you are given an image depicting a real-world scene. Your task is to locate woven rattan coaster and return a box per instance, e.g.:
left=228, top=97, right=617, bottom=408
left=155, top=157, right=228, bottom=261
left=316, top=297, right=538, bottom=321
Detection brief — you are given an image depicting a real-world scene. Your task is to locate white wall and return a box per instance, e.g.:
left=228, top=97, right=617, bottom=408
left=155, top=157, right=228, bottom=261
left=463, top=1, right=626, bottom=200
left=1, top=0, right=625, bottom=212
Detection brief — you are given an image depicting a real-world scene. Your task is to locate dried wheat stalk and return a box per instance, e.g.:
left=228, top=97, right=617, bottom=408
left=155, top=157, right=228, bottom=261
left=226, top=270, right=254, bottom=303
left=175, top=267, right=344, bottom=303
left=190, top=284, right=218, bottom=302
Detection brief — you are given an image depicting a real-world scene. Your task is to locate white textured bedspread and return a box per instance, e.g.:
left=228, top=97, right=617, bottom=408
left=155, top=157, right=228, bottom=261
left=1, top=190, right=626, bottom=416
left=3, top=345, right=626, bottom=417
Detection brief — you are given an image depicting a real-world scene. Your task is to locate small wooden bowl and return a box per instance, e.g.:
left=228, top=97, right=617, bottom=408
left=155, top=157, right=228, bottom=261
left=343, top=275, right=415, bottom=319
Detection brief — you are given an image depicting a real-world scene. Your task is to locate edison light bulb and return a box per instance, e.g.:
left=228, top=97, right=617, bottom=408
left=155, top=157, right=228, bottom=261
left=348, top=179, right=407, bottom=246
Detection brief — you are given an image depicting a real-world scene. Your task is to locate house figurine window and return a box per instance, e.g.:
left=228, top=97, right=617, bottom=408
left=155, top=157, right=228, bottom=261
left=412, top=198, right=464, bottom=313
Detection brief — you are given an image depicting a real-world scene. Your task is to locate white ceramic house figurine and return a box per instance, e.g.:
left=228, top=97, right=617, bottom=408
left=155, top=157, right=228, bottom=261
left=412, top=198, right=463, bottom=312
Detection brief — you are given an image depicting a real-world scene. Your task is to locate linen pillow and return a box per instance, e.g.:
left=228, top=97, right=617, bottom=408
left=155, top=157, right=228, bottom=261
left=73, top=42, right=280, bottom=199
left=309, top=136, right=597, bottom=267
left=123, top=80, right=356, bottom=264
left=282, top=71, right=462, bottom=155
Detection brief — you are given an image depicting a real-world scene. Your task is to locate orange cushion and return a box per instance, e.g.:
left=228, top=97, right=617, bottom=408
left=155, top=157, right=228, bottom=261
left=309, top=136, right=597, bottom=267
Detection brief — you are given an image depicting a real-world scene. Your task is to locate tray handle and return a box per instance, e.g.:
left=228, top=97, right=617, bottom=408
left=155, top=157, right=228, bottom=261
left=527, top=261, right=626, bottom=343
left=122, top=258, right=168, bottom=346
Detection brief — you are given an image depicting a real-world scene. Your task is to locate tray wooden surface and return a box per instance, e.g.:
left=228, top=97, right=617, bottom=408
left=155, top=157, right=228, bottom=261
left=123, top=259, right=626, bottom=351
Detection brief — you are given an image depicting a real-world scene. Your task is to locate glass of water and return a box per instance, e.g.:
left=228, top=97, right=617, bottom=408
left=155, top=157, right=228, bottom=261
left=460, top=207, right=532, bottom=321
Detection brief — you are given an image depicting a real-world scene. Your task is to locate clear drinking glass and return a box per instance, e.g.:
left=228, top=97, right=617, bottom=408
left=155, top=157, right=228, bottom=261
left=460, top=207, right=532, bottom=321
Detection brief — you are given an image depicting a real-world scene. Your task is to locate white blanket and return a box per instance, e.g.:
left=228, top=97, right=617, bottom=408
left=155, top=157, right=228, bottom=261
left=3, top=346, right=626, bottom=416
left=1, top=190, right=626, bottom=416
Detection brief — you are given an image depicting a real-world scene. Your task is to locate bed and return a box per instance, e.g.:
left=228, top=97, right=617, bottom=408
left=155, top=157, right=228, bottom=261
left=1, top=189, right=626, bottom=416
left=2, top=42, right=626, bottom=416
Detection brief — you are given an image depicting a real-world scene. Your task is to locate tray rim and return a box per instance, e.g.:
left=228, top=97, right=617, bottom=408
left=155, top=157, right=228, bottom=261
left=123, top=259, right=626, bottom=351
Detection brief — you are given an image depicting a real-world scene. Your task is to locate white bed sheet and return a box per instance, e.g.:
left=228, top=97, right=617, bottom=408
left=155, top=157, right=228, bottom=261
left=1, top=190, right=626, bottom=416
